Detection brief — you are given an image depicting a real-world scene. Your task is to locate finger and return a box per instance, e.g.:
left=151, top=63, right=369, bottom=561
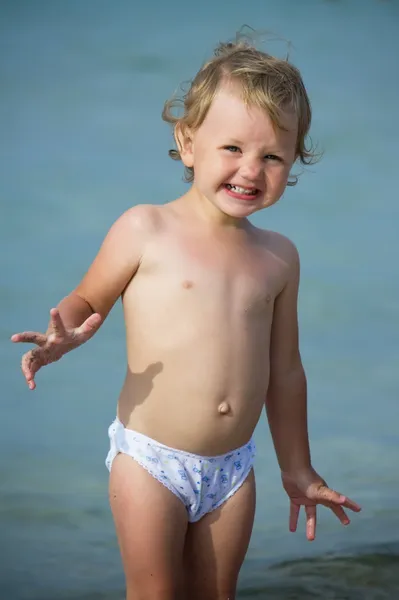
left=49, top=308, right=67, bottom=338
left=340, top=496, right=362, bottom=513
left=25, top=374, right=36, bottom=390
left=11, top=332, right=47, bottom=346
left=317, top=487, right=362, bottom=513
left=330, top=504, right=350, bottom=526
left=76, top=312, right=102, bottom=337
left=315, top=486, right=347, bottom=506
left=305, top=505, right=317, bottom=541
left=23, top=374, right=36, bottom=390
left=289, top=502, right=300, bottom=532
left=21, top=361, right=35, bottom=388
left=22, top=350, right=38, bottom=376
left=22, top=346, right=49, bottom=375
left=21, top=352, right=39, bottom=389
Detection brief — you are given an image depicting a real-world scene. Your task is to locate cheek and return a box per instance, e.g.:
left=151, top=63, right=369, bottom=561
left=200, top=153, right=229, bottom=179
left=273, top=164, right=291, bottom=182
left=265, top=166, right=291, bottom=192
left=216, top=154, right=237, bottom=174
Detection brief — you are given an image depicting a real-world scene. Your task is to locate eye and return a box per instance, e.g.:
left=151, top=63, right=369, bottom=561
left=264, top=154, right=283, bottom=162
left=224, top=145, right=241, bottom=153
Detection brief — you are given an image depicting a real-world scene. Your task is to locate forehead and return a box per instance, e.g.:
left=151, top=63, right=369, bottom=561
left=199, top=85, right=298, bottom=147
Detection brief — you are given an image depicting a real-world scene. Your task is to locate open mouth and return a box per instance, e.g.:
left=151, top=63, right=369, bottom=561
left=224, top=183, right=259, bottom=200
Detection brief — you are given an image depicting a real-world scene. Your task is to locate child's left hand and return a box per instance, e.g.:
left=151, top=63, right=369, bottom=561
left=281, top=466, right=361, bottom=541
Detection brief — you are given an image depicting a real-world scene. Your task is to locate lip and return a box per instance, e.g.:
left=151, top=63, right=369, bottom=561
left=223, top=184, right=260, bottom=201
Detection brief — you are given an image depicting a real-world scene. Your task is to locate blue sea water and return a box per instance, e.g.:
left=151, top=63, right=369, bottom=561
left=1, top=0, right=399, bottom=598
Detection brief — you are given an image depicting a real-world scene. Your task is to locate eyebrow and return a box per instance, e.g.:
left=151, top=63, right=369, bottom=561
left=225, top=139, right=285, bottom=154
left=226, top=139, right=244, bottom=146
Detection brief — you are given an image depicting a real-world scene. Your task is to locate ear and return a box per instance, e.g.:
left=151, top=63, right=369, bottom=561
left=174, top=123, right=194, bottom=168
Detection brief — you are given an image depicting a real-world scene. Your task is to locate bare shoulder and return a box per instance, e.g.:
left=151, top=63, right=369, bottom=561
left=116, top=203, right=164, bottom=234
left=255, top=227, right=300, bottom=270
left=249, top=226, right=300, bottom=297
left=106, top=203, right=170, bottom=254
left=73, top=204, right=167, bottom=318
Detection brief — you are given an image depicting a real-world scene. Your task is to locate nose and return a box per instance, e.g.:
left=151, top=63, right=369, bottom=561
left=239, top=157, right=263, bottom=182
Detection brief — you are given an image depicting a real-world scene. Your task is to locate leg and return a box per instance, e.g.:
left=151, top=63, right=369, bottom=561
left=109, top=453, right=188, bottom=600
left=184, top=468, right=256, bottom=600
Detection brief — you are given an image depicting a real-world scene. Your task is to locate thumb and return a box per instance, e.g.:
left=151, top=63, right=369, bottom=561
left=77, top=312, right=102, bottom=336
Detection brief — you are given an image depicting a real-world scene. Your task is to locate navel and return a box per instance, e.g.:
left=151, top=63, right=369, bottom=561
left=218, top=402, right=231, bottom=415
left=182, top=280, right=194, bottom=289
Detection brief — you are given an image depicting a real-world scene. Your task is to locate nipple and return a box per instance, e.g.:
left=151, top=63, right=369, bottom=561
left=218, top=402, right=231, bottom=415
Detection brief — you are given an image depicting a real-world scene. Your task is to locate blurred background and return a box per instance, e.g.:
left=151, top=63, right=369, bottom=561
left=1, top=0, right=398, bottom=598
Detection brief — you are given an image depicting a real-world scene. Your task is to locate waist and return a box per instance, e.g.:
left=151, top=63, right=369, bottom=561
left=117, top=386, right=264, bottom=455
left=111, top=417, right=255, bottom=459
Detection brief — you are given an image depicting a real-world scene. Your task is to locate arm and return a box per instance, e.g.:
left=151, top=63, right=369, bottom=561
left=46, top=204, right=151, bottom=331
left=72, top=205, right=152, bottom=321
left=266, top=241, right=311, bottom=475
left=45, top=293, right=95, bottom=334
left=265, top=239, right=361, bottom=540
left=12, top=205, right=154, bottom=388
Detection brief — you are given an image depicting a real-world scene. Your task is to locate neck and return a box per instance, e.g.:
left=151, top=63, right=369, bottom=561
left=177, top=186, right=252, bottom=232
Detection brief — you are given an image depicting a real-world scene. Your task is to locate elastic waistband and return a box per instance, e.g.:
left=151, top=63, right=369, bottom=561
left=111, top=417, right=254, bottom=461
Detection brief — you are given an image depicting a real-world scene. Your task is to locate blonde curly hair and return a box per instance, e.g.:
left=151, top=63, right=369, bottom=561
left=162, top=33, right=318, bottom=186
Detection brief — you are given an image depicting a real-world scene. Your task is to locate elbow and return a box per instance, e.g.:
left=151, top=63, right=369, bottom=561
left=70, top=290, right=98, bottom=315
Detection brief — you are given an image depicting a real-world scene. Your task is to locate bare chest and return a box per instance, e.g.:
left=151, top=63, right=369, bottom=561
left=132, top=235, right=283, bottom=318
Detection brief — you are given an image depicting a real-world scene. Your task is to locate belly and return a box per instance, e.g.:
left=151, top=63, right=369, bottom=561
left=117, top=307, right=271, bottom=454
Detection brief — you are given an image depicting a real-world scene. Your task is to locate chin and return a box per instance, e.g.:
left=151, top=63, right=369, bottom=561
left=225, top=206, right=258, bottom=219
left=217, top=198, right=265, bottom=219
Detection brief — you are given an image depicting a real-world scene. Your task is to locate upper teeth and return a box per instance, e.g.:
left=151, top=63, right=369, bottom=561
left=227, top=184, right=256, bottom=195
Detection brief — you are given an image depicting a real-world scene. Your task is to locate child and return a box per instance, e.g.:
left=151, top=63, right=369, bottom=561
left=12, top=35, right=361, bottom=600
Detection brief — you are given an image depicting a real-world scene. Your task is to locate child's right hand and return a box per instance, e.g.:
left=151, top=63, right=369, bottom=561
left=11, top=308, right=102, bottom=390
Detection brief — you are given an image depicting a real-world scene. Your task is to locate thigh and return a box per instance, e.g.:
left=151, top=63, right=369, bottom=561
left=184, top=468, right=256, bottom=600
left=109, top=453, right=188, bottom=600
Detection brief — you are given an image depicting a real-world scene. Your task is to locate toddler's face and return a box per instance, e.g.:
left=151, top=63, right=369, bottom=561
left=183, top=84, right=298, bottom=219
